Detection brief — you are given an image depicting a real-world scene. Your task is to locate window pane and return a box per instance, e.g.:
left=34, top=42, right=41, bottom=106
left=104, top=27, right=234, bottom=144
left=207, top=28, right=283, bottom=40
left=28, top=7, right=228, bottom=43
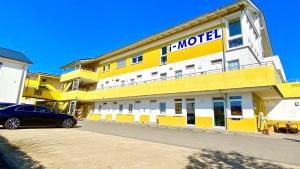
left=228, top=60, right=240, bottom=70
left=138, top=55, right=143, bottom=62
left=175, top=102, right=182, bottom=114
left=160, top=73, right=167, bottom=80
left=22, top=106, right=35, bottom=112
left=229, top=38, right=243, bottom=48
left=230, top=101, right=242, bottom=116
left=159, top=102, right=166, bottom=114
left=161, top=55, right=167, bottom=65
left=162, top=46, right=167, bottom=55
left=36, top=106, right=51, bottom=113
left=229, top=20, right=242, bottom=37
left=129, top=104, right=133, bottom=113
left=175, top=70, right=182, bottom=77
left=132, top=57, right=137, bottom=64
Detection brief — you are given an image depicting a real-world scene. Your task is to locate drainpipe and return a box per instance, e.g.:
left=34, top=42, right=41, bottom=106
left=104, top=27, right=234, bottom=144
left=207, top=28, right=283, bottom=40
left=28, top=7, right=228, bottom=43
left=220, top=90, right=228, bottom=130
left=16, top=64, right=28, bottom=104
left=217, top=9, right=227, bottom=72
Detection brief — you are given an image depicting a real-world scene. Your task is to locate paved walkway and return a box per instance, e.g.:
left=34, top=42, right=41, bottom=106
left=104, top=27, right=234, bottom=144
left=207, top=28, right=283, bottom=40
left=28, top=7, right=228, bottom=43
left=77, top=120, right=300, bottom=166
left=0, top=121, right=299, bottom=168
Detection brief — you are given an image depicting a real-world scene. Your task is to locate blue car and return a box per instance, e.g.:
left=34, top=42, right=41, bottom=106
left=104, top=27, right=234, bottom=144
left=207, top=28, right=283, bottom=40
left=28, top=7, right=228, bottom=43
left=0, top=104, right=77, bottom=129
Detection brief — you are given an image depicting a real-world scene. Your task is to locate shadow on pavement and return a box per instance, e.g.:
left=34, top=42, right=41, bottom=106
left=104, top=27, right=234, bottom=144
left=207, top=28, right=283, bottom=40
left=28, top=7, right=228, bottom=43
left=0, top=135, right=44, bottom=169
left=283, top=138, right=300, bottom=143
left=186, top=149, right=288, bottom=169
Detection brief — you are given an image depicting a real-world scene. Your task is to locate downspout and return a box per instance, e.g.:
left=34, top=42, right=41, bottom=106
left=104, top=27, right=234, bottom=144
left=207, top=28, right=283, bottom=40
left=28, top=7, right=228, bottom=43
left=219, top=90, right=228, bottom=130
left=217, top=9, right=227, bottom=72
left=16, top=64, right=28, bottom=104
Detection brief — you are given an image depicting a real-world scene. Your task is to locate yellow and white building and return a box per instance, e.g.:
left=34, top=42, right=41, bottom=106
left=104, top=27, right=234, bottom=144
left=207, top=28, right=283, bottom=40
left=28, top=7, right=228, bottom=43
left=54, top=0, right=300, bottom=132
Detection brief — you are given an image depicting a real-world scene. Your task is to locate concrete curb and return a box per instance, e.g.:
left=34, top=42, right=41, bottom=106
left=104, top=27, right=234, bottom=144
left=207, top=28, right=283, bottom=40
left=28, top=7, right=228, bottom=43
left=0, top=151, right=17, bottom=169
left=84, top=119, right=265, bottom=138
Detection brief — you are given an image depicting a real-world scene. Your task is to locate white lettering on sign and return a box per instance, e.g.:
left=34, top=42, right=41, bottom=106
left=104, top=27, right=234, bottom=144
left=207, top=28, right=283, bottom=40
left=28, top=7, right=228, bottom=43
left=169, top=28, right=222, bottom=53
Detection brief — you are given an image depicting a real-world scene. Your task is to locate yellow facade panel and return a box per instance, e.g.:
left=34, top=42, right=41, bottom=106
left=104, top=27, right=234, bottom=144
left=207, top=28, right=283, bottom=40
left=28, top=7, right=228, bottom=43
left=60, top=69, right=98, bottom=82
left=156, top=116, right=186, bottom=127
left=89, top=114, right=102, bottom=121
left=105, top=114, right=113, bottom=120
left=116, top=114, right=134, bottom=123
left=195, top=117, right=213, bottom=128
left=276, top=82, right=300, bottom=98
left=139, top=115, right=150, bottom=123
left=227, top=118, right=257, bottom=132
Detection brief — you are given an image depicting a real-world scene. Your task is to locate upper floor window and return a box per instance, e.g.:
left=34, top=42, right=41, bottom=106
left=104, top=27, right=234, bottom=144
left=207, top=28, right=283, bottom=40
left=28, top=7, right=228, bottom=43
left=228, top=19, right=243, bottom=48
left=175, top=70, right=182, bottom=78
left=117, top=58, right=126, bottom=68
left=161, top=46, right=167, bottom=65
left=228, top=60, right=240, bottom=70
left=132, top=55, right=143, bottom=64
left=160, top=73, right=167, bottom=80
left=102, top=64, right=110, bottom=72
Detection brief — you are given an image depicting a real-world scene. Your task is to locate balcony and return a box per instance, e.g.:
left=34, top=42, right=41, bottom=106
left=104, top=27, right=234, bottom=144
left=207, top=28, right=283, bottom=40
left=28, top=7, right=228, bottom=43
left=24, top=79, right=39, bottom=88
left=60, top=63, right=281, bottom=101
left=60, top=68, right=99, bottom=83
left=23, top=87, right=61, bottom=101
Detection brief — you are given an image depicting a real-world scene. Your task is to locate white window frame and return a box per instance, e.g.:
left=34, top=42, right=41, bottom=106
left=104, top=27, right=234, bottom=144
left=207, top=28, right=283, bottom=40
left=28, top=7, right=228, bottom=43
left=228, top=59, right=240, bottom=70
left=117, top=58, right=126, bottom=68
left=161, top=46, right=167, bottom=65
left=225, top=14, right=244, bottom=50
left=132, top=55, right=143, bottom=64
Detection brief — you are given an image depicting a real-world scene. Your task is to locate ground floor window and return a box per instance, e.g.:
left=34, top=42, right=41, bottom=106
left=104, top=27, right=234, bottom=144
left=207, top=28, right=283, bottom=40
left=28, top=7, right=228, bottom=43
left=159, top=102, right=166, bottom=115
left=229, top=96, right=243, bottom=116
left=175, top=99, right=182, bottom=114
left=128, top=104, right=133, bottom=114
left=119, top=104, right=123, bottom=114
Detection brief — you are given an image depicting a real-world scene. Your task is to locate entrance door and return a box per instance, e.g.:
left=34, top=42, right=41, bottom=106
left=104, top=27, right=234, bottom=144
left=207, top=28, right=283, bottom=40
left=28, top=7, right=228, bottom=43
left=134, top=102, right=140, bottom=122
left=213, top=100, right=225, bottom=128
left=112, top=103, right=117, bottom=120
left=186, top=100, right=195, bottom=125
left=150, top=101, right=157, bottom=123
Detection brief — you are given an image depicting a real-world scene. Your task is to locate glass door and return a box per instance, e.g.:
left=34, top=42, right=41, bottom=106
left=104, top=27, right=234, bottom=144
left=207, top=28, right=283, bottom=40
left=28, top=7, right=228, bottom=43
left=213, top=99, right=225, bottom=128
left=186, top=100, right=195, bottom=125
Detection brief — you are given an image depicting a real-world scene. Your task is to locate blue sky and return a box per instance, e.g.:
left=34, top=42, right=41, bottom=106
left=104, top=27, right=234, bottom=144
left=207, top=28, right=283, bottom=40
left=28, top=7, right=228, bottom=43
left=0, top=0, right=299, bottom=80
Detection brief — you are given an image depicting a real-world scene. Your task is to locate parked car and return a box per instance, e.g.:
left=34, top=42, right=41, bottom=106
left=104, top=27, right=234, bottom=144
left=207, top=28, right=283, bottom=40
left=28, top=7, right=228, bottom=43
left=0, top=102, right=16, bottom=109
left=0, top=104, right=77, bottom=129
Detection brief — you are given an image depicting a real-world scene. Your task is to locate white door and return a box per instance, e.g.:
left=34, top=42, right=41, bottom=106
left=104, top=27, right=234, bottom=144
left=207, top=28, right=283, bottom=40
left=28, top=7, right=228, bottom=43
left=134, top=102, right=140, bottom=122
left=112, top=104, right=117, bottom=120
left=150, top=102, right=157, bottom=123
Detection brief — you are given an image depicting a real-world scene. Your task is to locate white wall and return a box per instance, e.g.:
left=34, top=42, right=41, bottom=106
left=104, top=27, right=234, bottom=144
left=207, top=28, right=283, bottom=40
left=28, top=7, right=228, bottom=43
left=93, top=92, right=255, bottom=120
left=0, top=58, right=28, bottom=103
left=265, top=99, right=300, bottom=121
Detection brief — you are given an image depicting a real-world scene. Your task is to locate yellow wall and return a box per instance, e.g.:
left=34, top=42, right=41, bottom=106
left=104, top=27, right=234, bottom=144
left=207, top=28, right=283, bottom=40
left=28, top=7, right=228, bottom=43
left=99, top=25, right=224, bottom=79
left=195, top=117, right=213, bottom=128
left=105, top=114, right=113, bottom=120
left=89, top=114, right=102, bottom=120
left=116, top=114, right=134, bottom=123
left=157, top=116, right=186, bottom=127
left=252, top=93, right=265, bottom=116
left=277, top=82, right=300, bottom=98
left=139, top=115, right=150, bottom=123
left=227, top=118, right=257, bottom=132
left=61, top=65, right=278, bottom=101
left=60, top=69, right=99, bottom=82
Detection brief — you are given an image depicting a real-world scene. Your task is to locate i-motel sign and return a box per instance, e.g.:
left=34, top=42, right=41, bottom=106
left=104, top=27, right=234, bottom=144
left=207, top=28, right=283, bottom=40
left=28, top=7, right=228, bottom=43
left=169, top=28, right=222, bottom=53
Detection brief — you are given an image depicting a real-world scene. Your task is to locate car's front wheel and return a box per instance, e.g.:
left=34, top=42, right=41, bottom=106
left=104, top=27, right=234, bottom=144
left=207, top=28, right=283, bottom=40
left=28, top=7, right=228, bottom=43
left=4, top=117, right=21, bottom=129
left=62, top=118, right=74, bottom=128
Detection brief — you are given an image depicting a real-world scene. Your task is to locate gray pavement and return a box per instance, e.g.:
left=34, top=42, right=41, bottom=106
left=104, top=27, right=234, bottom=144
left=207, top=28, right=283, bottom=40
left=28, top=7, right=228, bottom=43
left=77, top=120, right=300, bottom=166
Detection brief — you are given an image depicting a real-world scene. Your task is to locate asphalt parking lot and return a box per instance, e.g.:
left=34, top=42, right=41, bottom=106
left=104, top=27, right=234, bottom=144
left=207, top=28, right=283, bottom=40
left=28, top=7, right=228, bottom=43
left=0, top=121, right=299, bottom=168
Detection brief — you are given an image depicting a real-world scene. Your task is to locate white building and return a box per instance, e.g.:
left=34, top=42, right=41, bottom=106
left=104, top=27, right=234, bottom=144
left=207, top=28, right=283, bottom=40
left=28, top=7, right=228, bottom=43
left=0, top=47, right=32, bottom=104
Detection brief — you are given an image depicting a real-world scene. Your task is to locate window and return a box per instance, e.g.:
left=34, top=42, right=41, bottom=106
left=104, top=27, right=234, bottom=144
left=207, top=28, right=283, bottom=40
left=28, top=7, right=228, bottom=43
left=121, top=80, right=125, bottom=86
left=0, top=62, right=3, bottom=70
left=102, top=64, right=110, bottom=72
left=175, top=70, right=182, bottom=78
left=160, top=73, right=167, bottom=80
left=128, top=104, right=133, bottom=114
left=161, top=46, right=167, bottom=65
left=17, top=105, right=35, bottom=112
left=117, top=59, right=126, bottom=68
left=229, top=96, right=242, bottom=116
left=130, top=79, right=135, bottom=84
left=175, top=99, right=182, bottom=114
left=105, top=81, right=109, bottom=85
left=211, top=59, right=222, bottom=65
left=228, top=60, right=240, bottom=70
left=186, top=64, right=195, bottom=70
left=36, top=106, right=51, bottom=113
left=132, top=55, right=143, bottom=64
left=159, top=102, right=166, bottom=115
left=228, top=19, right=243, bottom=48
left=41, top=79, right=47, bottom=82
left=119, top=104, right=123, bottom=114
left=98, top=105, right=102, bottom=112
